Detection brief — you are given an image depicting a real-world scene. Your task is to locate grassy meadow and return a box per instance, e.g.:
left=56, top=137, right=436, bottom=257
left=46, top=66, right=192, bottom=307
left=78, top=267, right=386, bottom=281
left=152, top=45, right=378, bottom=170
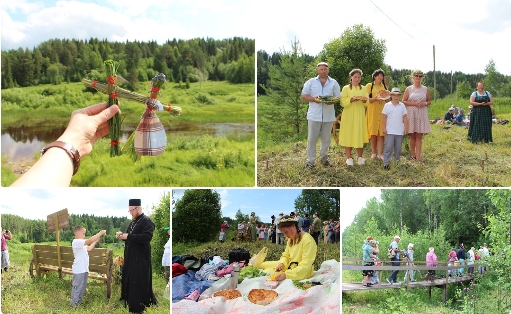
left=1, top=80, right=255, bottom=187
left=257, top=95, right=511, bottom=187
left=1, top=240, right=170, bottom=314
left=172, top=237, right=340, bottom=273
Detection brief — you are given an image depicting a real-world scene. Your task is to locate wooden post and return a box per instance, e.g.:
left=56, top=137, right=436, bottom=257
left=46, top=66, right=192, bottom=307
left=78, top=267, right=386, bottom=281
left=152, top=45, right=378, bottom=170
left=55, top=214, right=62, bottom=278
left=443, top=284, right=447, bottom=303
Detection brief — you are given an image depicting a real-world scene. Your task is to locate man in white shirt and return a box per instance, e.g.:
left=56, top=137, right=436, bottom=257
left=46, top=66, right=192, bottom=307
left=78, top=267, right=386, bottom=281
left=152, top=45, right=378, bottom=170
left=301, top=62, right=341, bottom=169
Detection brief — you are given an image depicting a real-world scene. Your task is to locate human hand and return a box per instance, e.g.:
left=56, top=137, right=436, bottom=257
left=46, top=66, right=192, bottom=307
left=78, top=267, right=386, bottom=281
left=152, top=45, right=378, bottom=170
left=100, top=230, right=107, bottom=236
left=275, top=272, right=286, bottom=281
left=115, top=231, right=123, bottom=238
left=57, top=102, right=120, bottom=158
left=275, top=263, right=284, bottom=272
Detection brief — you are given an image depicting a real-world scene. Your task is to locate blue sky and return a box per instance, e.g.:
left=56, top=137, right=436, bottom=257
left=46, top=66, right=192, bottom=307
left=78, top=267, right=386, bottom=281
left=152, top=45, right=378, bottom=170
left=1, top=0, right=256, bottom=50
left=257, top=0, right=511, bottom=75
left=172, top=189, right=305, bottom=224
left=172, top=188, right=381, bottom=231
left=0, top=188, right=169, bottom=221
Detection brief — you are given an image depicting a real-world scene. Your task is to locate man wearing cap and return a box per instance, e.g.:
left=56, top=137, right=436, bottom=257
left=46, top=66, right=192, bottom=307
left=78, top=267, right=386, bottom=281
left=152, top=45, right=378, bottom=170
left=310, top=213, right=321, bottom=245
left=116, top=199, right=157, bottom=312
left=444, top=107, right=455, bottom=124
left=219, top=220, right=229, bottom=243
left=382, top=87, right=408, bottom=170
left=162, top=226, right=171, bottom=284
left=275, top=212, right=285, bottom=245
left=301, top=62, right=341, bottom=169
left=387, top=235, right=403, bottom=284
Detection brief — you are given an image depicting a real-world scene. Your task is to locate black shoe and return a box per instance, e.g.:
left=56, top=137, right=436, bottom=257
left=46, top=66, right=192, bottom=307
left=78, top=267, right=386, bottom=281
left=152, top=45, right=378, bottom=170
left=322, top=160, right=332, bottom=167
left=383, top=164, right=390, bottom=170
left=305, top=164, right=314, bottom=170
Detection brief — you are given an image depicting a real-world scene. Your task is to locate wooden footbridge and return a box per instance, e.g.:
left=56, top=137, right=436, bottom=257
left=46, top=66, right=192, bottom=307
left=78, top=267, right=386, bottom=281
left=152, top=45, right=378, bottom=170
left=342, top=258, right=486, bottom=302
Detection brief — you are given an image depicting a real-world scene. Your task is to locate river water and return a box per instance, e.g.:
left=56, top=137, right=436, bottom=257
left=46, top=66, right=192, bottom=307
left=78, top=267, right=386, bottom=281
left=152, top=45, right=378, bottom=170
left=1, top=122, right=254, bottom=163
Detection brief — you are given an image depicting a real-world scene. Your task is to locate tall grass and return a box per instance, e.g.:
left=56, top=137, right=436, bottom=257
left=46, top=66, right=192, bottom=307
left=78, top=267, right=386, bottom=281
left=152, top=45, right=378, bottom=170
left=258, top=96, right=511, bottom=187
left=1, top=81, right=255, bottom=187
left=172, top=239, right=340, bottom=272
left=1, top=241, right=169, bottom=314
left=2, top=81, right=254, bottom=125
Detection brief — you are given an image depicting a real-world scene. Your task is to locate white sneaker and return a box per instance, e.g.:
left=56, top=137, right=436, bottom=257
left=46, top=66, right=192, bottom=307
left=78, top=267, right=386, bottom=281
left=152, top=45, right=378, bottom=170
left=358, top=157, right=365, bottom=165
left=346, top=158, right=354, bottom=166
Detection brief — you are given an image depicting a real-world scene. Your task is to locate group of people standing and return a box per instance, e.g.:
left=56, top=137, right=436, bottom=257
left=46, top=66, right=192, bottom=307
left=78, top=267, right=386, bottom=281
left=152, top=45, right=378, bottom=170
left=362, top=235, right=491, bottom=288
left=302, top=62, right=497, bottom=170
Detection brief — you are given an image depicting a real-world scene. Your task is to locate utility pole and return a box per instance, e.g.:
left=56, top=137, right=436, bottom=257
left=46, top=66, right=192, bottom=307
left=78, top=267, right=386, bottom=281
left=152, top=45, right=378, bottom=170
left=433, top=45, right=436, bottom=102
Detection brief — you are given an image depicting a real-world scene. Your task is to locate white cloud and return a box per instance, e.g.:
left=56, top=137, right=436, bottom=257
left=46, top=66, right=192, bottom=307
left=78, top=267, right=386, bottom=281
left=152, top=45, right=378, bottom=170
left=256, top=0, right=511, bottom=74
left=0, top=188, right=169, bottom=221
left=1, top=0, right=256, bottom=51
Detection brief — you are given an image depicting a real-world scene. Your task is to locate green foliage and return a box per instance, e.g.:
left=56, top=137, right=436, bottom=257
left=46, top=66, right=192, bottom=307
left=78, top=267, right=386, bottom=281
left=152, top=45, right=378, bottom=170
left=172, top=239, right=339, bottom=272
left=2, top=37, right=254, bottom=91
left=456, top=81, right=473, bottom=99
left=194, top=92, right=216, bottom=104
left=172, top=189, right=222, bottom=243
left=149, top=192, right=170, bottom=277
left=262, top=38, right=309, bottom=137
left=1, top=242, right=169, bottom=313
left=294, top=189, right=339, bottom=221
left=317, top=24, right=387, bottom=87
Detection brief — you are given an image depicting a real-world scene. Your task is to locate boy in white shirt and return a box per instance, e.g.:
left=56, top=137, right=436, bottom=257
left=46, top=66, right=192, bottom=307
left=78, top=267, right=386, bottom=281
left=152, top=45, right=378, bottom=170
left=382, top=88, right=408, bottom=170
left=71, top=226, right=106, bottom=307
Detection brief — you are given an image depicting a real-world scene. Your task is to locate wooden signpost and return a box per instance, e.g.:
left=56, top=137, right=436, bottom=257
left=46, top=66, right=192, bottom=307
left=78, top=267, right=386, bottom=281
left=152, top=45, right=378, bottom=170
left=46, top=209, right=69, bottom=271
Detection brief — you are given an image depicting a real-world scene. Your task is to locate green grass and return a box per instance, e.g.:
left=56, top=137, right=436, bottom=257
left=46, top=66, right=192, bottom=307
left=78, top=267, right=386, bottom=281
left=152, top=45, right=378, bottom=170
left=257, top=96, right=511, bottom=187
left=342, top=270, right=510, bottom=313
left=1, top=81, right=254, bottom=125
left=1, top=80, right=255, bottom=187
left=2, top=134, right=254, bottom=187
left=172, top=239, right=340, bottom=272
left=1, top=240, right=169, bottom=314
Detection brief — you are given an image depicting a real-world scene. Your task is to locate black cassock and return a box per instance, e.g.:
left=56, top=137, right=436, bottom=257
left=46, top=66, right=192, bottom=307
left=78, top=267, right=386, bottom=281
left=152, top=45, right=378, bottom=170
left=121, top=213, right=157, bottom=313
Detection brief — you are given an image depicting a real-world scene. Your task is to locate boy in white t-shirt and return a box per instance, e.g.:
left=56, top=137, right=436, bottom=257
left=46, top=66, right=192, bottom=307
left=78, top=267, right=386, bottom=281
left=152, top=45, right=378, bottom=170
left=382, top=87, right=408, bottom=170
left=71, top=226, right=106, bottom=307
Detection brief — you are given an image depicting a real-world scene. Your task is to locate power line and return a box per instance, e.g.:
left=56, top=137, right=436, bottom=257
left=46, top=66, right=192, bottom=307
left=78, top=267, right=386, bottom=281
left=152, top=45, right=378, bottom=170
left=369, top=0, right=415, bottom=40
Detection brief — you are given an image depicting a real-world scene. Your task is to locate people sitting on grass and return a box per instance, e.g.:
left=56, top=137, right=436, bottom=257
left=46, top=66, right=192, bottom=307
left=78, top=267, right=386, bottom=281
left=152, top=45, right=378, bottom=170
left=257, top=215, right=317, bottom=281
left=454, top=109, right=468, bottom=126
left=443, top=107, right=456, bottom=124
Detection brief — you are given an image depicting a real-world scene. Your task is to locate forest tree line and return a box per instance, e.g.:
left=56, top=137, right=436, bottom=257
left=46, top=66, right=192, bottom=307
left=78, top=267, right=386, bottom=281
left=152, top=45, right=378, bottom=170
left=258, top=49, right=511, bottom=99
left=1, top=213, right=132, bottom=244
left=343, top=189, right=503, bottom=250
left=257, top=25, right=511, bottom=99
left=1, top=36, right=255, bottom=90
left=172, top=189, right=340, bottom=244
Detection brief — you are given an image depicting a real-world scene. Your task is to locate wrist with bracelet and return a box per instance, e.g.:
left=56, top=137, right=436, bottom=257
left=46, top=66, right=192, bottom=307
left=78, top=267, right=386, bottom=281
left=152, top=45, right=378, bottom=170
left=40, top=141, right=81, bottom=175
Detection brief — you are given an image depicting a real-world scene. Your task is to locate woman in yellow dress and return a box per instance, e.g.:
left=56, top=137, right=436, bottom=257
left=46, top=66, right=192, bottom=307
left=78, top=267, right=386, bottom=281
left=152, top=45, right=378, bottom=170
left=366, top=69, right=388, bottom=160
left=258, top=215, right=317, bottom=281
left=338, top=69, right=369, bottom=166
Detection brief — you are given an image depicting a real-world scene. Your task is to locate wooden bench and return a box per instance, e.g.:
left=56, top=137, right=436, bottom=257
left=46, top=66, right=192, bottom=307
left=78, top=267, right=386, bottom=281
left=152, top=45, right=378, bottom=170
left=29, top=244, right=114, bottom=298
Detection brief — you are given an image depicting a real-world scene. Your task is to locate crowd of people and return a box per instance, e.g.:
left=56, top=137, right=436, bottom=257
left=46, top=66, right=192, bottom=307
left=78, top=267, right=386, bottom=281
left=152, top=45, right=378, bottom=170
left=219, top=212, right=340, bottom=245
left=302, top=62, right=499, bottom=171
left=361, top=235, right=491, bottom=288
